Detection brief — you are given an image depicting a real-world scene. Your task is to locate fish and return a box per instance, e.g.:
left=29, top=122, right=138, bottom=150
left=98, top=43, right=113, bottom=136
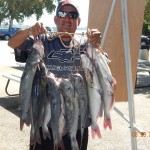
left=38, top=62, right=51, bottom=140
left=46, top=72, right=61, bottom=149
left=58, top=92, right=67, bottom=150
left=81, top=54, right=102, bottom=139
left=95, top=53, right=115, bottom=130
left=19, top=40, right=45, bottom=131
left=70, top=73, right=88, bottom=146
left=86, top=44, right=116, bottom=130
left=59, top=78, right=79, bottom=150
left=30, top=71, right=42, bottom=147
left=58, top=92, right=66, bottom=137
left=42, top=95, right=51, bottom=140
left=30, top=63, right=47, bottom=147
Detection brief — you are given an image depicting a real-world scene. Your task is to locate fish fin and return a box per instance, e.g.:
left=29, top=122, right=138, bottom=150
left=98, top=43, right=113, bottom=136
left=103, top=119, right=112, bottom=130
left=112, top=77, right=117, bottom=86
left=99, top=102, right=104, bottom=117
left=42, top=126, right=51, bottom=140
left=25, top=120, right=31, bottom=126
left=20, top=119, right=24, bottom=131
left=96, top=88, right=103, bottom=95
left=110, top=95, right=115, bottom=110
left=79, top=128, right=84, bottom=150
left=91, top=125, right=102, bottom=138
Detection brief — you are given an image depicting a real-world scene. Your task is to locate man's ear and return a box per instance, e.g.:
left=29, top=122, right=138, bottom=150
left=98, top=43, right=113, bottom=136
left=54, top=16, right=58, bottom=25
left=78, top=17, right=81, bottom=26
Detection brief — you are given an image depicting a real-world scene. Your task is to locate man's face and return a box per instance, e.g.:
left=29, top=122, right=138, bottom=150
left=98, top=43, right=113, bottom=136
left=54, top=5, right=81, bottom=33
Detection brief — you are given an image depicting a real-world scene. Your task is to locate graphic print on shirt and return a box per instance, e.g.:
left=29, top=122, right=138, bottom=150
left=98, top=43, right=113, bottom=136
left=47, top=48, right=81, bottom=63
left=45, top=45, right=85, bottom=77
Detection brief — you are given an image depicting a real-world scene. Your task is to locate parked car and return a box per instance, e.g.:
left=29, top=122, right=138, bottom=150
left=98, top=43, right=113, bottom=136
left=45, top=26, right=52, bottom=32
left=45, top=26, right=56, bottom=33
left=140, top=35, right=150, bottom=49
left=139, top=35, right=150, bottom=60
left=0, top=27, right=20, bottom=40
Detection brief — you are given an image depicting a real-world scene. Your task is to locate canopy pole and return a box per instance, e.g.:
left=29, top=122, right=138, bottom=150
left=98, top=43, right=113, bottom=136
left=101, top=0, right=116, bottom=48
left=120, top=0, right=137, bottom=149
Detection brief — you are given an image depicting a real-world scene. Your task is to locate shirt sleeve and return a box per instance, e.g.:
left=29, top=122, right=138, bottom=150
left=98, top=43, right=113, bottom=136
left=14, top=37, right=34, bottom=63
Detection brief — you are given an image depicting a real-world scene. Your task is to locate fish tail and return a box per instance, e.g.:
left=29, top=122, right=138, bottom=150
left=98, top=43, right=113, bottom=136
left=91, top=125, right=102, bottom=138
left=35, top=131, right=42, bottom=145
left=30, top=127, right=35, bottom=145
left=58, top=139, right=65, bottom=150
left=103, top=118, right=112, bottom=130
left=53, top=136, right=61, bottom=150
left=30, top=136, right=35, bottom=146
left=54, top=143, right=59, bottom=150
left=70, top=137, right=79, bottom=150
left=30, top=136, right=37, bottom=150
left=33, top=143, right=36, bottom=150
left=20, top=112, right=30, bottom=130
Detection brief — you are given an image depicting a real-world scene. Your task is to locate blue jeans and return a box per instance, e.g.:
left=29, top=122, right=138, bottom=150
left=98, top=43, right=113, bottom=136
left=30, top=127, right=88, bottom=150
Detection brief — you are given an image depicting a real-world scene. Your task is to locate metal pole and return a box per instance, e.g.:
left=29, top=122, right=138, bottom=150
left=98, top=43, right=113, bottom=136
left=114, top=107, right=143, bottom=134
left=120, top=0, right=137, bottom=149
left=101, top=0, right=116, bottom=48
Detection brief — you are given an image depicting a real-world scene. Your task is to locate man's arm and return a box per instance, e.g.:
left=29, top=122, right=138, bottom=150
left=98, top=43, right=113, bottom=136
left=8, top=22, right=47, bottom=49
left=8, top=28, right=31, bottom=49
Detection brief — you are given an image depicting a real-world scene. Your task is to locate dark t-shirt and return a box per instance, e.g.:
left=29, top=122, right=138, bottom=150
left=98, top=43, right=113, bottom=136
left=16, top=34, right=91, bottom=128
left=16, top=35, right=85, bottom=78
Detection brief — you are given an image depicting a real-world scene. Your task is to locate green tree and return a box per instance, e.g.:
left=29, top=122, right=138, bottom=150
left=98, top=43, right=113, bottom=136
left=0, top=0, right=60, bottom=28
left=143, top=0, right=150, bottom=35
left=144, top=0, right=150, bottom=24
left=0, top=0, right=8, bottom=26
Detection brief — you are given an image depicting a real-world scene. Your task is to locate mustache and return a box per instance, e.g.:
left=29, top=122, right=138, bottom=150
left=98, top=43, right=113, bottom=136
left=62, top=21, right=72, bottom=26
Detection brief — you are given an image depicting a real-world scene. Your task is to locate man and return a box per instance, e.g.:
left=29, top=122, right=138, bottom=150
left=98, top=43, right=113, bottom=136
left=8, top=1, right=101, bottom=149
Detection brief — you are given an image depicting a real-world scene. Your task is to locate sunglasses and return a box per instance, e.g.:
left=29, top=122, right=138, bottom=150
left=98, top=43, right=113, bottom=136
left=56, top=11, right=79, bottom=19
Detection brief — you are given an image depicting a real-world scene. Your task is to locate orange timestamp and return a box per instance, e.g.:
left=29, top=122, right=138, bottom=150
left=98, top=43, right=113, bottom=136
left=132, top=131, right=150, bottom=137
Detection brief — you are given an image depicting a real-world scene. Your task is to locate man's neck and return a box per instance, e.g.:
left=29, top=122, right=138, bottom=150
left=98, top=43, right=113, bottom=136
left=56, top=30, right=75, bottom=41
left=61, top=34, right=73, bottom=42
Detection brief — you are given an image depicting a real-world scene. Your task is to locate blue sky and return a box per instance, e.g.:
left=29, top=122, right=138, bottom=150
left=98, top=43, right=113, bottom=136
left=21, top=0, right=89, bottom=28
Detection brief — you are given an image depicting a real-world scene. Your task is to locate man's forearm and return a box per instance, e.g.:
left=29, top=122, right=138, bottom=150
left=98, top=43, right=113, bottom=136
left=8, top=22, right=47, bottom=49
left=8, top=28, right=31, bottom=49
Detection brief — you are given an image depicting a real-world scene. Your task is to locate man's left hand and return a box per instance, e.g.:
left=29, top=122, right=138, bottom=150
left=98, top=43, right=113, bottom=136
left=87, top=28, right=102, bottom=48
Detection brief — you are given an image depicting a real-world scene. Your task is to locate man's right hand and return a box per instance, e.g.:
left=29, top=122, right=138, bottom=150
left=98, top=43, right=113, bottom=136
left=8, top=22, right=47, bottom=49
left=27, top=22, right=47, bottom=37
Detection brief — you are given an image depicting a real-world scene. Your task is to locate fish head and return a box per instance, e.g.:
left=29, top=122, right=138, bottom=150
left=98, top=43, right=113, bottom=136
left=81, top=54, right=90, bottom=68
left=71, top=73, right=83, bottom=88
left=32, top=40, right=45, bottom=60
left=46, top=76, right=56, bottom=96
left=86, top=44, right=97, bottom=59
left=60, top=79, right=74, bottom=97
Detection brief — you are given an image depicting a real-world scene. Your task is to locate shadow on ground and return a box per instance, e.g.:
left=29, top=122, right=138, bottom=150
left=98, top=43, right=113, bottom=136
left=11, top=66, right=24, bottom=71
left=0, top=96, right=20, bottom=117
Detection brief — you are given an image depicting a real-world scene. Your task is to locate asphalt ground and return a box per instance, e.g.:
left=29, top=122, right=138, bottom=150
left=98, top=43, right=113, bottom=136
left=0, top=41, right=150, bottom=150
